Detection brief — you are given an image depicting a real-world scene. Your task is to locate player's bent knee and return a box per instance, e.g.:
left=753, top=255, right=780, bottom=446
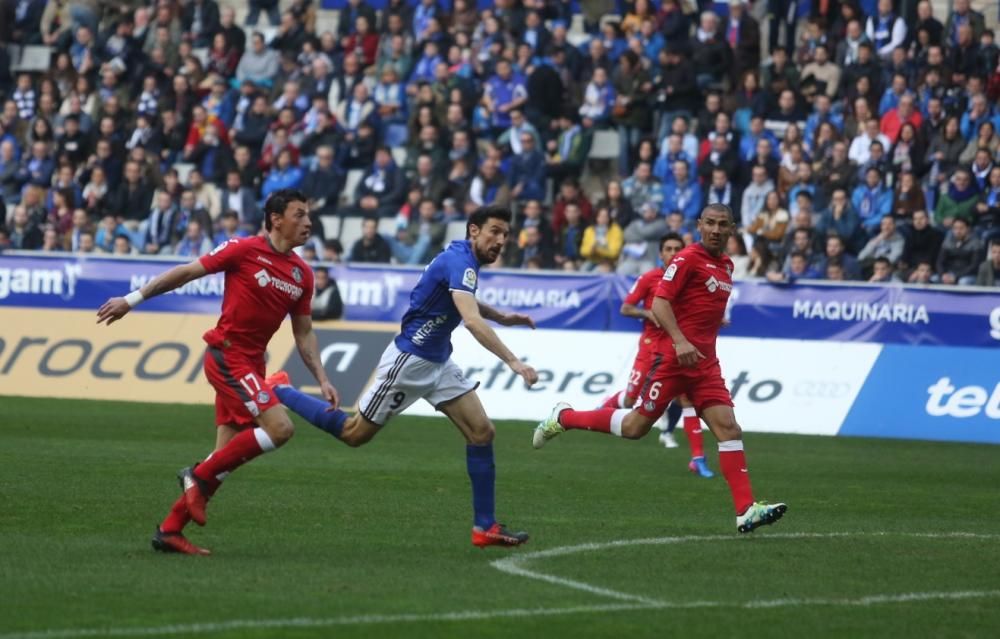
left=466, top=422, right=495, bottom=446
left=621, top=412, right=654, bottom=440
left=340, top=416, right=376, bottom=448
left=715, top=419, right=742, bottom=441
left=258, top=407, right=295, bottom=446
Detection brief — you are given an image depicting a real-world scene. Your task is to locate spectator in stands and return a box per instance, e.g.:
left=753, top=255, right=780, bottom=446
left=213, top=210, right=249, bottom=245
left=247, top=0, right=280, bottom=27
left=546, top=112, right=587, bottom=184
left=508, top=132, right=546, bottom=202
left=354, top=147, right=406, bottom=218
left=936, top=217, right=983, bottom=285
left=976, top=242, right=1000, bottom=287
left=322, top=239, right=344, bottom=263
left=661, top=160, right=700, bottom=220
left=389, top=198, right=445, bottom=265
left=766, top=250, right=820, bottom=283
left=748, top=191, right=789, bottom=248
left=349, top=216, right=392, bottom=263
left=740, top=164, right=775, bottom=229
left=899, top=210, right=944, bottom=275
left=580, top=206, right=623, bottom=272
left=312, top=267, right=344, bottom=320
left=555, top=202, right=586, bottom=271
left=236, top=32, right=280, bottom=88
left=143, top=191, right=178, bottom=255
left=934, top=169, right=980, bottom=225
left=618, top=202, right=668, bottom=275
left=174, top=219, right=214, bottom=257
left=816, top=234, right=862, bottom=280
left=892, top=170, right=926, bottom=223
left=869, top=257, right=898, bottom=283
left=262, top=149, right=304, bottom=199
left=0, top=140, right=19, bottom=204
left=8, top=205, right=42, bottom=250
left=859, top=215, right=905, bottom=267
left=514, top=224, right=555, bottom=269
left=852, top=168, right=894, bottom=234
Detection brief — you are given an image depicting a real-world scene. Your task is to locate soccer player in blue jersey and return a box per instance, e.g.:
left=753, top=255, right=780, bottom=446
left=266, top=205, right=539, bottom=547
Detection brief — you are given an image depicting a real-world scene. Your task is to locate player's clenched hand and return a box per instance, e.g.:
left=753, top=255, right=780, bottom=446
left=511, top=361, right=539, bottom=387
left=320, top=381, right=341, bottom=410
left=96, top=297, right=131, bottom=325
left=674, top=340, right=705, bottom=368
left=500, top=313, right=536, bottom=329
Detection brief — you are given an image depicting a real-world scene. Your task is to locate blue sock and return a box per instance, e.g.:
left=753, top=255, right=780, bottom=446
left=274, top=385, right=347, bottom=438
left=466, top=444, right=496, bottom=530
left=666, top=401, right=682, bottom=433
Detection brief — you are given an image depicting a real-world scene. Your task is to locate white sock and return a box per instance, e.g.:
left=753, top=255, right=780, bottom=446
left=618, top=392, right=630, bottom=408
left=254, top=427, right=277, bottom=452
left=682, top=406, right=697, bottom=418
left=718, top=440, right=744, bottom=452
left=610, top=409, right=630, bottom=437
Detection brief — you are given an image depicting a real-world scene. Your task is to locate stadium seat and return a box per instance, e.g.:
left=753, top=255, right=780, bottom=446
left=341, top=169, right=365, bottom=205
left=6, top=45, right=52, bottom=73
left=588, top=130, right=619, bottom=160
left=377, top=217, right=401, bottom=236
left=390, top=147, right=408, bottom=167
left=319, top=215, right=340, bottom=240
left=444, top=221, right=466, bottom=244
left=338, top=216, right=364, bottom=250
left=174, top=163, right=196, bottom=185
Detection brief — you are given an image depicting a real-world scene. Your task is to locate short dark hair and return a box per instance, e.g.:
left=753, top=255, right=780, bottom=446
left=263, top=189, right=307, bottom=231
left=700, top=203, right=734, bottom=220
left=873, top=257, right=892, bottom=268
left=659, top=232, right=683, bottom=251
left=466, top=205, right=511, bottom=238
left=221, top=210, right=238, bottom=220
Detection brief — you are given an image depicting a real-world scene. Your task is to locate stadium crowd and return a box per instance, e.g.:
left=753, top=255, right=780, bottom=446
left=0, top=0, right=999, bottom=287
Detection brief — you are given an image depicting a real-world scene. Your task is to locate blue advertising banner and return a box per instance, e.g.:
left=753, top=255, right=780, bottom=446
left=839, top=344, right=1000, bottom=444
left=1, top=253, right=998, bottom=345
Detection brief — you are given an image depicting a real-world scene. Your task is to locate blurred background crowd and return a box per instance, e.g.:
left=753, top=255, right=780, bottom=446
left=0, top=0, right=998, bottom=288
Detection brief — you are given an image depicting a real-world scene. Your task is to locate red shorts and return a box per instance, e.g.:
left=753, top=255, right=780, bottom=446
left=625, top=338, right=658, bottom=399
left=203, top=347, right=281, bottom=427
left=634, top=353, right=733, bottom=419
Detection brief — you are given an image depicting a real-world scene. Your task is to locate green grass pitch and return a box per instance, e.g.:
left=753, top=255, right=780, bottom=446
left=1, top=396, right=999, bottom=639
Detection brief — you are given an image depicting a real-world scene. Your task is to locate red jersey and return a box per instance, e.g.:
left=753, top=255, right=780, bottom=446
left=624, top=266, right=665, bottom=343
left=199, top=236, right=313, bottom=361
left=654, top=242, right=733, bottom=362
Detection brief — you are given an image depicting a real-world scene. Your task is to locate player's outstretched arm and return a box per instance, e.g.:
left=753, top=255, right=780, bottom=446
left=290, top=314, right=340, bottom=409
left=651, top=297, right=704, bottom=368
left=455, top=292, right=539, bottom=386
left=476, top=300, right=536, bottom=329
left=96, top=260, right=208, bottom=325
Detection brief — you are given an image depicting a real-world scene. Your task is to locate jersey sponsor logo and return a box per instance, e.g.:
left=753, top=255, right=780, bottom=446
left=462, top=268, right=477, bottom=289
left=0, top=263, right=81, bottom=300
left=254, top=268, right=304, bottom=299
left=663, top=264, right=678, bottom=281
left=412, top=314, right=449, bottom=346
left=705, top=275, right=733, bottom=293
left=291, top=266, right=303, bottom=283
left=210, top=239, right=238, bottom=256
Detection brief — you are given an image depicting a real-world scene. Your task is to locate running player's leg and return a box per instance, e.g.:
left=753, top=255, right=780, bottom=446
left=679, top=395, right=714, bottom=477
left=435, top=379, right=528, bottom=548
left=160, top=424, right=238, bottom=534
left=535, top=356, right=682, bottom=446
left=269, top=378, right=350, bottom=439
left=689, top=366, right=786, bottom=531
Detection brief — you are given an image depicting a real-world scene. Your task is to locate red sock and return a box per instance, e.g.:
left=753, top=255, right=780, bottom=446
left=160, top=475, right=223, bottom=533
left=718, top=440, right=754, bottom=514
left=600, top=391, right=626, bottom=409
left=194, top=428, right=274, bottom=481
left=559, top=407, right=616, bottom=433
left=682, top=408, right=704, bottom=459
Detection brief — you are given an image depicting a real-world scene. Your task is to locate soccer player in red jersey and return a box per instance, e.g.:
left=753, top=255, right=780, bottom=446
left=96, top=189, right=337, bottom=555
left=600, top=232, right=714, bottom=478
left=534, top=204, right=787, bottom=533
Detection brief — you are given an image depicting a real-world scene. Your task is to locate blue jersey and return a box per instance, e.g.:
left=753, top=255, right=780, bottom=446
left=395, top=240, right=480, bottom=363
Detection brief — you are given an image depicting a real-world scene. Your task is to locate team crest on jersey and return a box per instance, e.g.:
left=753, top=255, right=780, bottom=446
left=291, top=266, right=303, bottom=283
left=256, top=391, right=270, bottom=404
left=664, top=264, right=678, bottom=281
left=462, top=267, right=477, bottom=289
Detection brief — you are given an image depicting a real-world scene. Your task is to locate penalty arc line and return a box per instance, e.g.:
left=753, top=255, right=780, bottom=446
left=3, top=531, right=999, bottom=639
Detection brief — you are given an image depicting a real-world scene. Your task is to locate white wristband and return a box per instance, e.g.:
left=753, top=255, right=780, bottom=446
left=124, top=291, right=145, bottom=308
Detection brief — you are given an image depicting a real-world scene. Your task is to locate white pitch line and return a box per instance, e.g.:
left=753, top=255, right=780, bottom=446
left=4, top=531, right=999, bottom=639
